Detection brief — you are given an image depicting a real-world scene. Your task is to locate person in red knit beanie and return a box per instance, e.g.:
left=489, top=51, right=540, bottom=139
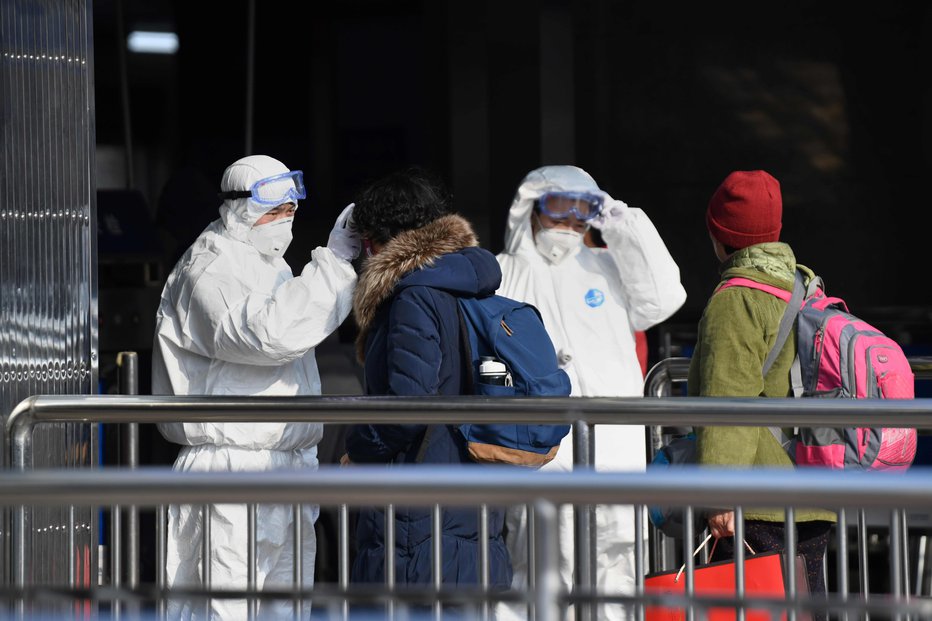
left=690, top=169, right=834, bottom=609
left=706, top=169, right=782, bottom=254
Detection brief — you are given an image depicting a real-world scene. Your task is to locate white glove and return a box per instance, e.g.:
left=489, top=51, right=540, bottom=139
left=589, top=198, right=629, bottom=230
left=327, top=203, right=361, bottom=261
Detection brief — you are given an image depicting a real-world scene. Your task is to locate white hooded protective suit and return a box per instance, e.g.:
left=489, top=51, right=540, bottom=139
left=496, top=166, right=686, bottom=621
left=152, top=155, right=357, bottom=620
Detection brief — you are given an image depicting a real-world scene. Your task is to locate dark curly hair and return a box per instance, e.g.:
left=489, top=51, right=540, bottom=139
left=351, top=167, right=453, bottom=243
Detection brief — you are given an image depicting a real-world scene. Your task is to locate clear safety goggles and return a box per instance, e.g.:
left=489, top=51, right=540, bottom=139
left=538, top=191, right=604, bottom=222
left=218, top=170, right=307, bottom=215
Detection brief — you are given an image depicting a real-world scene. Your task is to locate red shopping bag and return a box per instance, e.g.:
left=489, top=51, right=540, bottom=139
left=644, top=551, right=809, bottom=621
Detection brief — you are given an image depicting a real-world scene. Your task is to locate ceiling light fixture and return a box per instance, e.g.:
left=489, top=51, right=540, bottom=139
left=127, top=31, right=179, bottom=54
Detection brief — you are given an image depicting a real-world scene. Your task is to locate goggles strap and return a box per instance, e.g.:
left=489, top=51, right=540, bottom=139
left=218, top=190, right=253, bottom=200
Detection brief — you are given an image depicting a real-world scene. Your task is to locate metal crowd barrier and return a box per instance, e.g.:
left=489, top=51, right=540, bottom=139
left=6, top=393, right=932, bottom=619
left=1, top=467, right=932, bottom=620
left=643, top=355, right=932, bottom=605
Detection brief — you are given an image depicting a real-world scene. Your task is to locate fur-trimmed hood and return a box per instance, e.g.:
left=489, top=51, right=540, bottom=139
left=353, top=214, right=501, bottom=360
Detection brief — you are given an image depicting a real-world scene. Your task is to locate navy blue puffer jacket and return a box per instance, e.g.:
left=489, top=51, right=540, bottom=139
left=346, top=215, right=512, bottom=588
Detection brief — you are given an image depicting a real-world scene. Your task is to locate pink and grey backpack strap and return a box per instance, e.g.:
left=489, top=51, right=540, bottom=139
left=717, top=271, right=805, bottom=382
left=719, top=270, right=808, bottom=455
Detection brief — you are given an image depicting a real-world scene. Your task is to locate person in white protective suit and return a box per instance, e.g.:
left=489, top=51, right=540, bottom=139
left=152, top=154, right=360, bottom=620
left=495, top=165, right=686, bottom=621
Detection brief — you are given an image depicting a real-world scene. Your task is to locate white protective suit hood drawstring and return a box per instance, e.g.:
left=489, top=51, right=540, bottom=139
left=218, top=154, right=292, bottom=252
left=504, top=165, right=606, bottom=260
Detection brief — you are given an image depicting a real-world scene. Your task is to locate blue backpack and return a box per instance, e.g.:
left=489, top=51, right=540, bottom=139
left=647, top=433, right=705, bottom=538
left=454, top=294, right=572, bottom=467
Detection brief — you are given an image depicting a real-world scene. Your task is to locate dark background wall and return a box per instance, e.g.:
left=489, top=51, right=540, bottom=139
left=92, top=0, right=932, bottom=386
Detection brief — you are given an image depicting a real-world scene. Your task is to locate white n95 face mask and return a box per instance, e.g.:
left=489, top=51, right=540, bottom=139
left=535, top=225, right=583, bottom=265
left=248, top=216, right=294, bottom=258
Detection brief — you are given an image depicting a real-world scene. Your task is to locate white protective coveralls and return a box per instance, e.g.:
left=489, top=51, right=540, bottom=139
left=496, top=165, right=686, bottom=621
left=152, top=155, right=357, bottom=620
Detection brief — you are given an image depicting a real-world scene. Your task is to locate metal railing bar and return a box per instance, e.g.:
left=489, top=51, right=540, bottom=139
left=10, top=395, right=932, bottom=440
left=1, top=582, right=929, bottom=613
left=643, top=357, right=691, bottom=398
left=1, top=583, right=928, bottom=619
left=3, top=466, right=932, bottom=509
left=562, top=590, right=932, bottom=617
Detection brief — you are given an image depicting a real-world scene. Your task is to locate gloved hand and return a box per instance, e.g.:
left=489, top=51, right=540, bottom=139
left=589, top=198, right=629, bottom=230
left=327, top=203, right=361, bottom=261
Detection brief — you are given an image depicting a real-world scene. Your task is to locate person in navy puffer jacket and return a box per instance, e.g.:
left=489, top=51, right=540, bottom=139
left=342, top=167, right=513, bottom=589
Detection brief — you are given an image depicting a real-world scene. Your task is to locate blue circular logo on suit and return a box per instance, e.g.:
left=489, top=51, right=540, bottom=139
left=584, top=288, right=605, bottom=308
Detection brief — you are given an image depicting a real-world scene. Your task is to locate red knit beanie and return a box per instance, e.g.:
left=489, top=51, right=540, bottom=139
left=706, top=170, right=782, bottom=249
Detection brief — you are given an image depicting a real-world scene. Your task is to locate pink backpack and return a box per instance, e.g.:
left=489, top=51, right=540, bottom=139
left=719, top=271, right=916, bottom=471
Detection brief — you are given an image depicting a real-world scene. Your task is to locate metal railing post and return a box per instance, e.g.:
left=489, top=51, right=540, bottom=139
left=117, top=351, right=139, bottom=595
left=891, top=509, right=904, bottom=621
left=859, top=508, right=870, bottom=621
left=634, top=505, right=645, bottom=621
left=534, top=499, right=561, bottom=621
left=432, top=504, right=442, bottom=621
left=203, top=505, right=211, bottom=617
left=837, top=506, right=849, bottom=621
left=248, top=503, right=257, bottom=621
left=111, top=504, right=122, bottom=619
left=0, top=466, right=930, bottom=618
left=573, top=419, right=591, bottom=621
left=643, top=357, right=691, bottom=399
left=385, top=504, right=396, bottom=620
left=157, top=504, right=166, bottom=619
left=292, top=503, right=302, bottom=620
left=479, top=504, right=490, bottom=621
left=734, top=506, right=745, bottom=621
left=683, top=506, right=695, bottom=621
left=339, top=504, right=349, bottom=620
left=785, top=506, right=797, bottom=621
left=5, top=390, right=932, bottom=618
left=9, top=398, right=35, bottom=602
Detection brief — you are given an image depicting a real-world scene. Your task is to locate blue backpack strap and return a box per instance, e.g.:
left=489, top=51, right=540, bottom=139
left=415, top=425, right=433, bottom=463
left=454, top=300, right=477, bottom=395
left=417, top=291, right=474, bottom=463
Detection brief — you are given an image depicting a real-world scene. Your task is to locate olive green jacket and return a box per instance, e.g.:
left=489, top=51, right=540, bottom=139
left=688, top=242, right=835, bottom=522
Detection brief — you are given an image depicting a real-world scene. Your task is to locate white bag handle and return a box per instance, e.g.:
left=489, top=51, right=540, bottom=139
left=674, top=533, right=757, bottom=583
